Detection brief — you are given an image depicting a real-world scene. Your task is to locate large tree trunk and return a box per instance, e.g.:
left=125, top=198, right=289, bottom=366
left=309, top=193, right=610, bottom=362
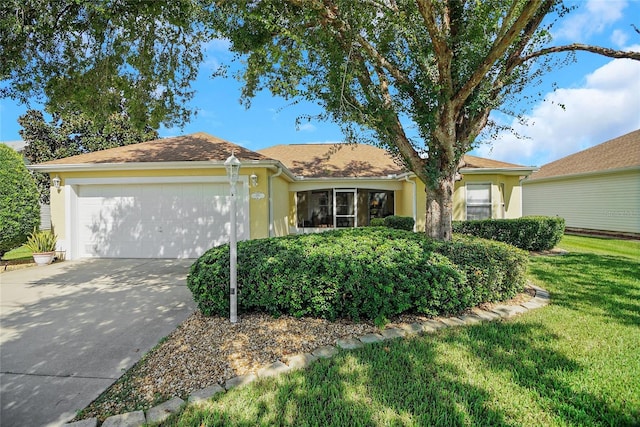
left=426, top=174, right=455, bottom=241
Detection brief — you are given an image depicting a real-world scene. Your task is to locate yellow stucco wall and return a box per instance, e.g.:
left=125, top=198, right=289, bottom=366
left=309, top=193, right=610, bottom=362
left=394, top=177, right=426, bottom=232
left=270, top=173, right=291, bottom=237
left=288, top=192, right=297, bottom=228
left=49, top=181, right=66, bottom=244
left=244, top=167, right=270, bottom=239
left=453, top=174, right=523, bottom=220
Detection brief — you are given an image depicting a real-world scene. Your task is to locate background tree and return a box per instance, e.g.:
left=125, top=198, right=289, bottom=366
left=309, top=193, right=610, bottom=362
left=208, top=0, right=640, bottom=239
left=19, top=109, right=159, bottom=204
left=0, top=144, right=40, bottom=258
left=1, top=0, right=209, bottom=129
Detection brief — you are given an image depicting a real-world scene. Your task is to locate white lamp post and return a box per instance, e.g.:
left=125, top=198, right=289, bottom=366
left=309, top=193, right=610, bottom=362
left=224, top=151, right=241, bottom=323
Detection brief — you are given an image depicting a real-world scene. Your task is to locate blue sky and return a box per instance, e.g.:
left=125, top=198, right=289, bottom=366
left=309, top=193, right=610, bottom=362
left=1, top=0, right=639, bottom=168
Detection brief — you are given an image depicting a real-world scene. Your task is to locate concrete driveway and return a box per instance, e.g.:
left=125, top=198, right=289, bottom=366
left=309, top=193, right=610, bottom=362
left=0, top=259, right=196, bottom=427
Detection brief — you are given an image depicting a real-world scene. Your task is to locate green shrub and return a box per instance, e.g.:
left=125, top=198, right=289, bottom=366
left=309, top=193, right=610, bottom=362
left=452, top=216, right=565, bottom=251
left=0, top=144, right=40, bottom=258
left=188, top=228, right=529, bottom=325
left=383, top=215, right=415, bottom=231
left=434, top=235, right=528, bottom=304
left=189, top=228, right=472, bottom=325
left=369, top=217, right=385, bottom=227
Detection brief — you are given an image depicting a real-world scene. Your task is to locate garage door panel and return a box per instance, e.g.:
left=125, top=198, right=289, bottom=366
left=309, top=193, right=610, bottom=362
left=76, top=182, right=245, bottom=259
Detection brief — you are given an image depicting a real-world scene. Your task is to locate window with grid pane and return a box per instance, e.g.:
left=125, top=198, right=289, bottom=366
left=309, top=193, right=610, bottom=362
left=466, top=184, right=491, bottom=220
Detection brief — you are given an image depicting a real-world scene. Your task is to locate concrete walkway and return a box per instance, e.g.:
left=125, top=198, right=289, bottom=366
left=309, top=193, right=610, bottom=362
left=0, top=259, right=195, bottom=427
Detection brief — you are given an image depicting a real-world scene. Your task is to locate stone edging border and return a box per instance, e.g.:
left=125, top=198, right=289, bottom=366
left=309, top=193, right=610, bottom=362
left=65, top=284, right=550, bottom=427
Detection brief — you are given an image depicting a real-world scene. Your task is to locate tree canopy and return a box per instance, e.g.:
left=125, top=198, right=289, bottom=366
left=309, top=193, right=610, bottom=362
left=209, top=0, right=639, bottom=239
left=19, top=109, right=158, bottom=204
left=1, top=0, right=209, bottom=129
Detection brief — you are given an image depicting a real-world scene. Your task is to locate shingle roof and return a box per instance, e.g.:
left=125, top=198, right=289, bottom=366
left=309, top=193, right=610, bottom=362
left=35, top=132, right=531, bottom=178
left=461, top=154, right=526, bottom=169
left=37, top=132, right=270, bottom=165
left=527, top=129, right=640, bottom=180
left=258, top=143, right=405, bottom=178
left=258, top=143, right=529, bottom=178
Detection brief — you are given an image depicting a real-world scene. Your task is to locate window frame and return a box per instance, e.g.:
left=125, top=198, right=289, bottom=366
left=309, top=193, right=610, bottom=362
left=465, top=183, right=492, bottom=220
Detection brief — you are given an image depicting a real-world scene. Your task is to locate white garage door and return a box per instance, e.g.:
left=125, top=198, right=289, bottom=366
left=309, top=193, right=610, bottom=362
left=76, top=182, right=246, bottom=258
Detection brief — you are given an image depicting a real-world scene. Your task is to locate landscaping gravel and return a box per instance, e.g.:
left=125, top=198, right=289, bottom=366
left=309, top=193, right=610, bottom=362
left=79, top=312, right=380, bottom=420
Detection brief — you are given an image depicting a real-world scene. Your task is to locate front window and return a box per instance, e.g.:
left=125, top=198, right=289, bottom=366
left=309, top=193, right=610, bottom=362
left=296, top=189, right=395, bottom=228
left=466, top=184, right=491, bottom=220
left=369, top=191, right=394, bottom=222
left=297, top=190, right=333, bottom=227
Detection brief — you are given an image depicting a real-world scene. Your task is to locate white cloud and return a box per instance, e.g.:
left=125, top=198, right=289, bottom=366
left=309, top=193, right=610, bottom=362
left=203, top=38, right=231, bottom=52
left=610, top=29, right=629, bottom=47
left=201, top=38, right=232, bottom=71
left=553, top=0, right=627, bottom=42
left=297, top=123, right=316, bottom=132
left=475, top=58, right=640, bottom=167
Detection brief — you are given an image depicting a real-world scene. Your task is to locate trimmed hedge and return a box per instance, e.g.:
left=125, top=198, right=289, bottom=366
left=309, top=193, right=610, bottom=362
left=452, top=216, right=565, bottom=251
left=188, top=228, right=528, bottom=325
left=368, top=216, right=415, bottom=230
left=369, top=217, right=385, bottom=227
left=434, top=235, right=528, bottom=304
left=383, top=215, right=415, bottom=231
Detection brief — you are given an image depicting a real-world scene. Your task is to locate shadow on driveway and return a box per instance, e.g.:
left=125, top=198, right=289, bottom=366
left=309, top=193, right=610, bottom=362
left=0, top=259, right=196, bottom=427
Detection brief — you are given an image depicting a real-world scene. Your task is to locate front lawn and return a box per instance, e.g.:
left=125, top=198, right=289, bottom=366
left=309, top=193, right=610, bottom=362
left=160, top=236, right=640, bottom=426
left=558, top=234, right=640, bottom=259
left=1, top=244, right=32, bottom=261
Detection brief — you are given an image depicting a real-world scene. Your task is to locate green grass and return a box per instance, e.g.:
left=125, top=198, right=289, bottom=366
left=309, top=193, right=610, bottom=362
left=156, top=236, right=640, bottom=427
left=1, top=245, right=32, bottom=261
left=558, top=234, right=640, bottom=260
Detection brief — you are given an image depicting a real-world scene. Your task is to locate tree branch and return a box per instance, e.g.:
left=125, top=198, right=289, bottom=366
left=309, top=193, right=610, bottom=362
left=451, top=0, right=552, bottom=111
left=416, top=0, right=452, bottom=91
left=521, top=43, right=640, bottom=63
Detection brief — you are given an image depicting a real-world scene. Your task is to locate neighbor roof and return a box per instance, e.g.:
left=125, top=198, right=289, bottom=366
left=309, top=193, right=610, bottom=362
left=36, top=132, right=270, bottom=165
left=527, top=129, right=640, bottom=181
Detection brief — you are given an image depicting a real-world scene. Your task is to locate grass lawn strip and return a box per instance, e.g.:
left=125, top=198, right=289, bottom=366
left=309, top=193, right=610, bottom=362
left=1, top=245, right=35, bottom=272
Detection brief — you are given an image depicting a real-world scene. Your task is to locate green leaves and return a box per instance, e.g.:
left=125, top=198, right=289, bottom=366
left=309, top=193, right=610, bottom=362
left=24, top=228, right=57, bottom=253
left=452, top=216, right=566, bottom=251
left=187, top=228, right=528, bottom=324
left=1, top=0, right=209, bottom=129
left=0, top=144, right=40, bottom=257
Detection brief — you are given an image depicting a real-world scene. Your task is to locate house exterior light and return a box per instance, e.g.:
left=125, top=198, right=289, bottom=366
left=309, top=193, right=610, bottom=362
left=224, top=152, right=241, bottom=323
left=250, top=173, right=258, bottom=187
left=52, top=175, right=61, bottom=189
left=224, top=152, right=241, bottom=186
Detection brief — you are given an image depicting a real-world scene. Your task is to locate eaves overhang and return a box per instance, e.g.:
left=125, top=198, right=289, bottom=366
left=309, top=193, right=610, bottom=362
left=288, top=174, right=408, bottom=191
left=460, top=167, right=538, bottom=176
left=27, top=159, right=297, bottom=180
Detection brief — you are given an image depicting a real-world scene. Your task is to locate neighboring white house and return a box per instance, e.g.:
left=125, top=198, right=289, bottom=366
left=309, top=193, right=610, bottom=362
left=523, top=129, right=640, bottom=236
